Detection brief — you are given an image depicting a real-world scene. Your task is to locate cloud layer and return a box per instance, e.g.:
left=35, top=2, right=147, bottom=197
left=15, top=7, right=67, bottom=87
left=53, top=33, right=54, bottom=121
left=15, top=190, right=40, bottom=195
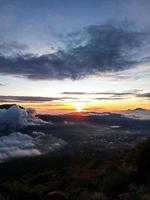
left=0, top=23, right=149, bottom=80
left=137, top=92, right=150, bottom=99
left=0, top=96, right=77, bottom=103
left=0, top=104, right=149, bottom=163
left=62, top=90, right=150, bottom=100
left=0, top=105, right=67, bottom=162
left=0, top=132, right=41, bottom=162
left=0, top=41, right=28, bottom=57
left=121, top=108, right=150, bottom=120
left=0, top=105, right=47, bottom=129
left=0, top=131, right=67, bottom=162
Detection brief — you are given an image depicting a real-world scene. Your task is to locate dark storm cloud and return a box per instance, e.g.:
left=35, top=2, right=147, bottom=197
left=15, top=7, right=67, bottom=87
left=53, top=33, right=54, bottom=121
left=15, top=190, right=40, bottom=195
left=0, top=96, right=77, bottom=103
left=0, top=23, right=149, bottom=80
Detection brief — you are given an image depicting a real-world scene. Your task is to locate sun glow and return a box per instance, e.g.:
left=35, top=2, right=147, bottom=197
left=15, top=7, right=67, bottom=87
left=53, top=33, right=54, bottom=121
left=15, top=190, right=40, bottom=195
left=73, top=102, right=85, bottom=112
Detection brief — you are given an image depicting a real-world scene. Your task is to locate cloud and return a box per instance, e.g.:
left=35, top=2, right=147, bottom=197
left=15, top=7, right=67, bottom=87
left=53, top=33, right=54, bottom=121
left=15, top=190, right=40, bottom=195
left=119, top=108, right=150, bottom=120
left=62, top=90, right=143, bottom=100
left=62, top=91, right=137, bottom=96
left=95, top=97, right=126, bottom=100
left=137, top=92, right=150, bottom=98
left=0, top=96, right=77, bottom=103
left=0, top=41, right=28, bottom=56
left=0, top=131, right=67, bottom=162
left=63, top=112, right=150, bottom=128
left=62, top=92, right=87, bottom=95
left=0, top=96, right=60, bottom=103
left=0, top=132, right=41, bottom=162
left=0, top=23, right=149, bottom=80
left=0, top=105, right=47, bottom=129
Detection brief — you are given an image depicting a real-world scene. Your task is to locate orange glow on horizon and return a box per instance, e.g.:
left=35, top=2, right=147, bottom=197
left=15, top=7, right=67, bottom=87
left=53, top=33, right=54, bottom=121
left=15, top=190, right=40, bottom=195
left=0, top=98, right=150, bottom=114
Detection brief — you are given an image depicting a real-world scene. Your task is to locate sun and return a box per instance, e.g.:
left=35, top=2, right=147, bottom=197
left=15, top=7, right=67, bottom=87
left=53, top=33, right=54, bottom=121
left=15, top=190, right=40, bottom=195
left=73, top=102, right=85, bottom=112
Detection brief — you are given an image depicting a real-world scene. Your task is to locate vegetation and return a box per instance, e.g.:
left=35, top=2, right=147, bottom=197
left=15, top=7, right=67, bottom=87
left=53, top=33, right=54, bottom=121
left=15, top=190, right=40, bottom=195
left=0, top=139, right=150, bottom=200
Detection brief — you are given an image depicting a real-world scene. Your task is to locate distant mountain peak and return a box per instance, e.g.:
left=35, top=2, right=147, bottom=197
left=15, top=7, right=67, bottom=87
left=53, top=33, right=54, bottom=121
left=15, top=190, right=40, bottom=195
left=127, top=108, right=147, bottom=112
left=134, top=108, right=146, bottom=111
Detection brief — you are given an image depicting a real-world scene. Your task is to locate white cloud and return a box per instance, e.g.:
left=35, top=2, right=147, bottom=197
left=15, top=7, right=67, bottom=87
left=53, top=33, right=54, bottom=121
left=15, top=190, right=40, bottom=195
left=0, top=131, right=67, bottom=163
left=0, top=132, right=41, bottom=162
left=120, top=108, right=150, bottom=120
left=0, top=105, right=48, bottom=129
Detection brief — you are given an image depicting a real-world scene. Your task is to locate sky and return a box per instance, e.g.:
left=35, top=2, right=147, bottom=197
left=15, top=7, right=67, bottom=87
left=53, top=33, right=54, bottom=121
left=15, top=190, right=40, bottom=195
left=0, top=0, right=150, bottom=114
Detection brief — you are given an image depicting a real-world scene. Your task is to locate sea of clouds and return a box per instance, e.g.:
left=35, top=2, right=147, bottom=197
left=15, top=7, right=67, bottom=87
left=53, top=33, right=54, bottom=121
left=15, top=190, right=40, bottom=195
left=0, top=131, right=67, bottom=163
left=0, top=105, right=67, bottom=162
left=0, top=104, right=149, bottom=163
left=121, top=109, right=150, bottom=120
